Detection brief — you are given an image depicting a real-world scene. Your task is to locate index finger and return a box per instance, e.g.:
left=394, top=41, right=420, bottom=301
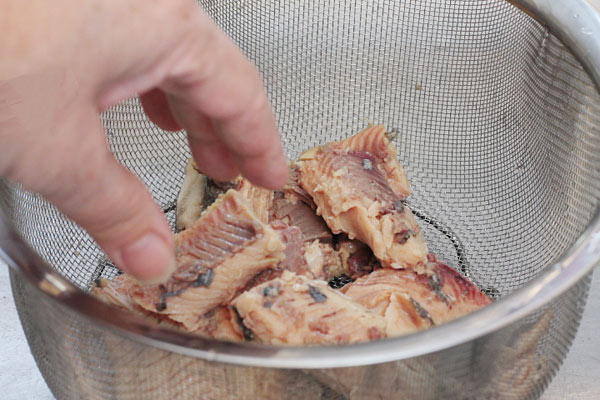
left=161, top=13, right=288, bottom=189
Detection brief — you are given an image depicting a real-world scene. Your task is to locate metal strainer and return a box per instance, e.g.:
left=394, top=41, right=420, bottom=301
left=2, top=0, right=600, bottom=399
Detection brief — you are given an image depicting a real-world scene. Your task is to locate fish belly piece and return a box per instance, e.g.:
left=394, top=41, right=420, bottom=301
left=129, top=190, right=286, bottom=330
left=232, top=270, right=387, bottom=345
left=342, top=256, right=491, bottom=336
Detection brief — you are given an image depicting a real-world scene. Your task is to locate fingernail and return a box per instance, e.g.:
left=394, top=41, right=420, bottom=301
left=119, top=233, right=176, bottom=284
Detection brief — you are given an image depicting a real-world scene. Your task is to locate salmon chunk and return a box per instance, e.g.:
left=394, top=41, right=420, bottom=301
left=94, top=278, right=245, bottom=341
left=303, top=240, right=345, bottom=281
left=269, top=163, right=333, bottom=243
left=129, top=190, right=286, bottom=330
left=232, top=271, right=387, bottom=345
left=335, top=235, right=380, bottom=279
left=270, top=193, right=332, bottom=243
left=240, top=229, right=343, bottom=292
left=342, top=255, right=491, bottom=336
left=298, top=125, right=429, bottom=270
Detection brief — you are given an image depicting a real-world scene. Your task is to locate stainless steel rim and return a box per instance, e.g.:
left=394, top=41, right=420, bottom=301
left=2, top=0, right=600, bottom=369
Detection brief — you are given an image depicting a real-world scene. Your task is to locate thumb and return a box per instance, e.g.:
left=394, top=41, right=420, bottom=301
left=39, top=115, right=176, bottom=283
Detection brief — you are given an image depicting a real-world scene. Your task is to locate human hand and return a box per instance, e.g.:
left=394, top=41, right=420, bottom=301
left=0, top=0, right=288, bottom=282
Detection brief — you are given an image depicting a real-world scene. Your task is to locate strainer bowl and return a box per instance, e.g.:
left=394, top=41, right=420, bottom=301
left=2, top=0, right=600, bottom=399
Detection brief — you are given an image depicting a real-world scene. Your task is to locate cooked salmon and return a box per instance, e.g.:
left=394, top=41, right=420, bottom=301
left=93, top=124, right=493, bottom=347
left=94, top=278, right=246, bottom=341
left=241, top=229, right=343, bottom=292
left=270, top=194, right=332, bottom=243
left=130, top=190, right=286, bottom=330
left=176, top=158, right=207, bottom=232
left=342, top=255, right=491, bottom=336
left=232, top=271, right=387, bottom=345
left=269, top=163, right=332, bottom=243
left=298, top=125, right=429, bottom=271
left=270, top=221, right=313, bottom=278
left=286, top=163, right=318, bottom=208
left=92, top=275, right=140, bottom=313
left=303, top=240, right=344, bottom=281
left=335, top=235, right=380, bottom=280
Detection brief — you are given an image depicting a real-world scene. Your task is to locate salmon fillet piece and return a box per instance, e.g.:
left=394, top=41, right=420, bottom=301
left=269, top=163, right=333, bottom=243
left=298, top=124, right=429, bottom=271
left=232, top=271, right=387, bottom=345
left=240, top=225, right=342, bottom=292
left=94, top=276, right=247, bottom=341
left=342, top=255, right=491, bottom=336
left=129, top=190, right=286, bottom=331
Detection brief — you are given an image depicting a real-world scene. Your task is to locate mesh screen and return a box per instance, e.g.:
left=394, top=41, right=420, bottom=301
left=2, top=0, right=600, bottom=398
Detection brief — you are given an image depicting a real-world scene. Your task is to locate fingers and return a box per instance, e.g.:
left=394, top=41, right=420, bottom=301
left=188, top=130, right=240, bottom=182
left=160, top=14, right=289, bottom=189
left=39, top=112, right=176, bottom=283
left=165, top=96, right=239, bottom=181
left=139, top=88, right=182, bottom=132
left=92, top=1, right=288, bottom=189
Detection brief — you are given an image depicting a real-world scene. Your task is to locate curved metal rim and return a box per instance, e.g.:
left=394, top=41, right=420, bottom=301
left=2, top=0, right=600, bottom=370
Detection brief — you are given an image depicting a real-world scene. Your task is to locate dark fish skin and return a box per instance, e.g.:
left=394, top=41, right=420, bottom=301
left=262, top=285, right=280, bottom=297
left=240, top=268, right=285, bottom=293
left=409, top=297, right=435, bottom=326
left=231, top=306, right=256, bottom=341
left=308, top=285, right=328, bottom=303
left=192, top=269, right=214, bottom=288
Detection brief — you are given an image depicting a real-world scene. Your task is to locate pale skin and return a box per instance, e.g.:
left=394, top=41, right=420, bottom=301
left=0, top=0, right=289, bottom=282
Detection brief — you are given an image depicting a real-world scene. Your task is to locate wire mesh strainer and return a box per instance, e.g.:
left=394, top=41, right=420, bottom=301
left=2, top=0, right=600, bottom=399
